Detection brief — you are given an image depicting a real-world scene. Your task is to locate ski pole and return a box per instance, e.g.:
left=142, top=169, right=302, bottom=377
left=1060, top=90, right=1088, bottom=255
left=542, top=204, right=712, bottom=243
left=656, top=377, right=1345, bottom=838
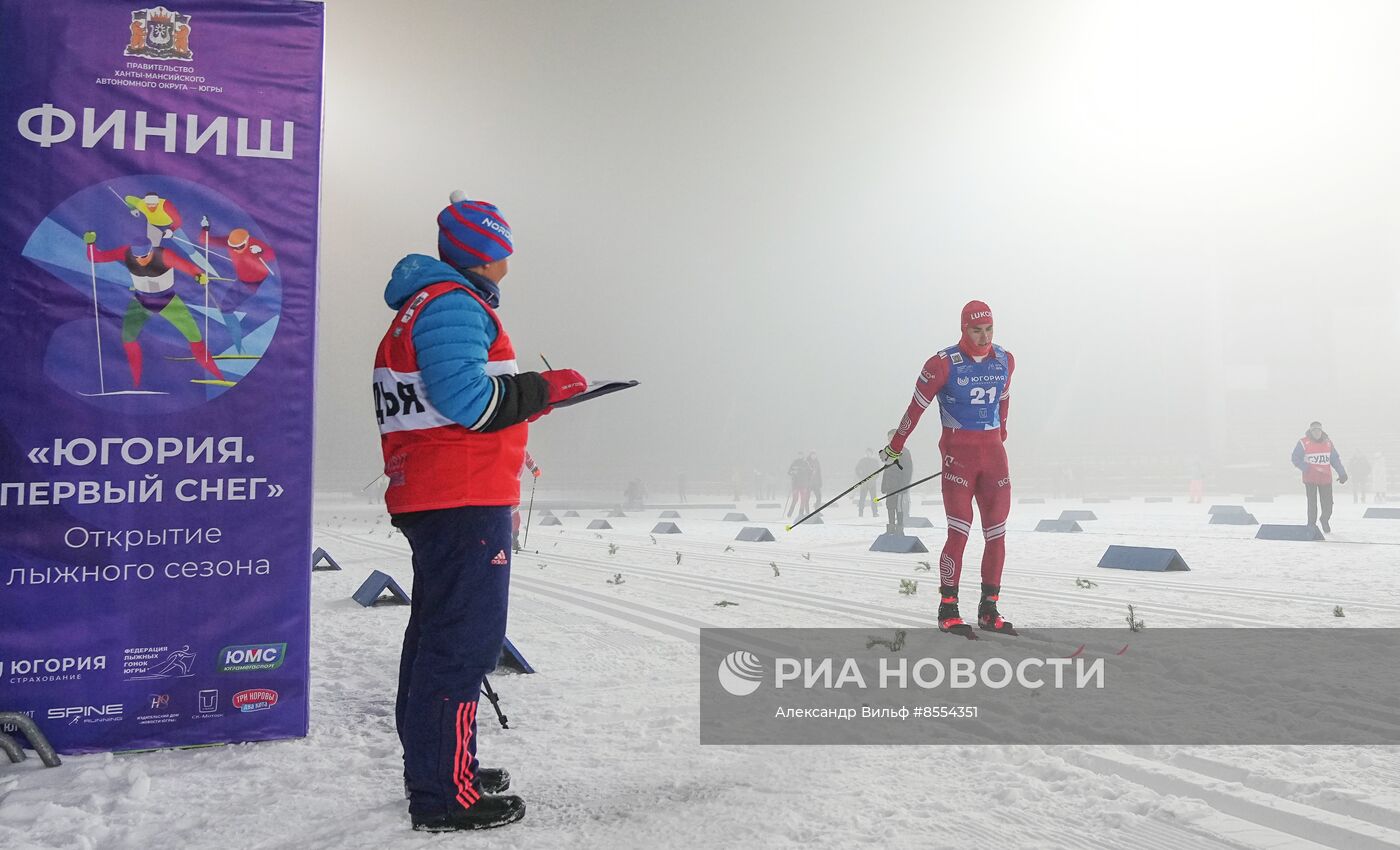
left=87, top=242, right=106, bottom=395
left=201, top=218, right=211, bottom=341
left=360, top=473, right=385, bottom=492
left=520, top=474, right=537, bottom=549
left=787, top=460, right=901, bottom=530
left=172, top=234, right=231, bottom=262
left=481, top=676, right=509, bottom=729
left=874, top=471, right=940, bottom=504
left=540, top=353, right=553, bottom=370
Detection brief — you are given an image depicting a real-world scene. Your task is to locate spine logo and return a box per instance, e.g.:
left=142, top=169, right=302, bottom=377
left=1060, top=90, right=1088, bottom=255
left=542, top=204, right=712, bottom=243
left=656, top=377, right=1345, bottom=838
left=717, top=651, right=764, bottom=697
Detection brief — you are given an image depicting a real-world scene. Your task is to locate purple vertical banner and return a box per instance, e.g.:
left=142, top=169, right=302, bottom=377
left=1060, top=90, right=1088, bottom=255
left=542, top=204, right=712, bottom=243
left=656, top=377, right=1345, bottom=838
left=0, top=0, right=322, bottom=753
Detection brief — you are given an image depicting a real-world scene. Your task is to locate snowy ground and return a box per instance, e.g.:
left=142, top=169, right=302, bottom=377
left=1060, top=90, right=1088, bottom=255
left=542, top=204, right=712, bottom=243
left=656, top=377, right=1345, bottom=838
left=4, top=493, right=1400, bottom=849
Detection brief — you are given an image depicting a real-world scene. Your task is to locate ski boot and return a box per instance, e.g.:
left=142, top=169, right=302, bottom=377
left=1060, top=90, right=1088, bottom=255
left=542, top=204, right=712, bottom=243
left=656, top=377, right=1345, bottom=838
left=411, top=795, right=526, bottom=832
left=977, top=583, right=1018, bottom=635
left=937, top=586, right=976, bottom=639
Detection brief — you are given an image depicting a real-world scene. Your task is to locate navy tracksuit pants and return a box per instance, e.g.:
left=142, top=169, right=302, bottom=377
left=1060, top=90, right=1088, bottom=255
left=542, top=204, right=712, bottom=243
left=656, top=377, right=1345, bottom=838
left=392, top=505, right=511, bottom=818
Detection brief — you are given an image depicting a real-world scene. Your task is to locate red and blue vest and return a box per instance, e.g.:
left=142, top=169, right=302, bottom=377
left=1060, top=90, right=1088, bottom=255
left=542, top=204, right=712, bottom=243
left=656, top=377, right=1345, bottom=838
left=937, top=344, right=1011, bottom=431
left=374, top=281, right=527, bottom=514
left=1298, top=436, right=1335, bottom=485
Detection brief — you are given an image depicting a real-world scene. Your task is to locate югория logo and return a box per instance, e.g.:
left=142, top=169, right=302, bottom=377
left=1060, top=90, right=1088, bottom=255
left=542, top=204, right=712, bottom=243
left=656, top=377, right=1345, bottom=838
left=717, top=651, right=764, bottom=697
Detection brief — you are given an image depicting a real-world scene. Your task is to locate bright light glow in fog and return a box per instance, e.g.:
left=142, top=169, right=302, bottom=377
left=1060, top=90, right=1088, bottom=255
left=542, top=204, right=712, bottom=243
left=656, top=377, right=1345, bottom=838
left=318, top=0, right=1398, bottom=500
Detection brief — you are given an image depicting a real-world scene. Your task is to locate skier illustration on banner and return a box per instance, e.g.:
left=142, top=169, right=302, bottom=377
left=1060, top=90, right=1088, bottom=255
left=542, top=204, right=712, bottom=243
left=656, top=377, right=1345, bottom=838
left=198, top=218, right=277, bottom=354
left=120, top=190, right=183, bottom=247
left=21, top=176, right=285, bottom=409
left=83, top=229, right=227, bottom=389
left=129, top=645, right=197, bottom=679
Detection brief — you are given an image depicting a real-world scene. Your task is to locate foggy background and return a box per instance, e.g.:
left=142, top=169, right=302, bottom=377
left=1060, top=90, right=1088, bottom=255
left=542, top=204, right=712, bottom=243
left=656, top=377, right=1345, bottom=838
left=317, top=0, right=1400, bottom=500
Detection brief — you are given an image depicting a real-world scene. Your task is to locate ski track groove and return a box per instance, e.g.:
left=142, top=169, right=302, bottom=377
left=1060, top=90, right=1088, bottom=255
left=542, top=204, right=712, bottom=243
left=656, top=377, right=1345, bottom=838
left=534, top=521, right=1400, bottom=616
left=529, top=528, right=1294, bottom=628
left=555, top=516, right=1400, bottom=613
left=330, top=522, right=1400, bottom=726
left=496, top=545, right=1400, bottom=735
left=319, top=522, right=1400, bottom=849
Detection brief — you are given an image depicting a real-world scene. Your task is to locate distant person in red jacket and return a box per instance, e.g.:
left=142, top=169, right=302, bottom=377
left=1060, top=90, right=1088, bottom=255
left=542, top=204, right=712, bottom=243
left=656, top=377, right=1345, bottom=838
left=1291, top=421, right=1348, bottom=533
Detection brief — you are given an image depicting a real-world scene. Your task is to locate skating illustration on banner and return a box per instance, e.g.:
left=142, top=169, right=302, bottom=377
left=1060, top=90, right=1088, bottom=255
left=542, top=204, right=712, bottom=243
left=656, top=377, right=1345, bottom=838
left=23, top=176, right=282, bottom=409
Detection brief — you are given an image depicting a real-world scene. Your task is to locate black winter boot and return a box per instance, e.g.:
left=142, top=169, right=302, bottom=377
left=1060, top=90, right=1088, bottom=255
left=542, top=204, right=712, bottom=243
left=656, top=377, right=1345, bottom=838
left=977, top=583, right=1018, bottom=635
left=411, top=795, right=526, bottom=832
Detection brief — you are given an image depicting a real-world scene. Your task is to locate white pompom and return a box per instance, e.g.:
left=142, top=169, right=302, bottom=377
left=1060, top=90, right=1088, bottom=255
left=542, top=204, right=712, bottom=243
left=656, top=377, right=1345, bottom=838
left=448, top=189, right=467, bottom=204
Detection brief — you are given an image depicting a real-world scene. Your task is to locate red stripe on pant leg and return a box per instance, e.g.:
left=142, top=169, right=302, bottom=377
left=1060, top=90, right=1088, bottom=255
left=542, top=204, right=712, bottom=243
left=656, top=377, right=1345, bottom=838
left=463, top=702, right=478, bottom=788
left=455, top=701, right=480, bottom=808
left=453, top=703, right=466, bottom=802
left=459, top=703, right=479, bottom=806
left=454, top=702, right=479, bottom=807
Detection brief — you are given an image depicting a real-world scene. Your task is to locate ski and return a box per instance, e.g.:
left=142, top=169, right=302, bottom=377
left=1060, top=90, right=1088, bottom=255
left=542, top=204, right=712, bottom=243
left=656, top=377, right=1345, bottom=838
left=978, top=624, right=1020, bottom=637
left=78, top=389, right=169, bottom=397
left=165, top=354, right=261, bottom=361
left=939, top=624, right=978, bottom=640
left=191, top=379, right=237, bottom=387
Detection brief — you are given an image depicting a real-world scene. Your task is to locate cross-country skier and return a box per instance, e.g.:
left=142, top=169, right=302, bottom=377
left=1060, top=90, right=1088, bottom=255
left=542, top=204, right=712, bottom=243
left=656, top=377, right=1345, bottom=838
left=142, top=645, right=195, bottom=677
left=84, top=231, right=224, bottom=387
left=1291, top=421, right=1348, bottom=533
left=199, top=221, right=276, bottom=353
left=881, top=300, right=1016, bottom=637
left=373, top=192, right=586, bottom=832
left=124, top=192, right=182, bottom=246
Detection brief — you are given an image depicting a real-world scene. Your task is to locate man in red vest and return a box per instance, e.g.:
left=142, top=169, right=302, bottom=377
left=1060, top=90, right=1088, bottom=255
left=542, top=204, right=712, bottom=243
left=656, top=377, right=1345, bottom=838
left=1291, top=421, right=1348, bottom=533
left=374, top=192, right=586, bottom=832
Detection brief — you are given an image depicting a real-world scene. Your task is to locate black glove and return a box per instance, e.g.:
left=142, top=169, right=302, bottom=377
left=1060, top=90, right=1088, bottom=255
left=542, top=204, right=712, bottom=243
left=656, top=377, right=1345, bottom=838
left=1338, top=474, right=1348, bottom=485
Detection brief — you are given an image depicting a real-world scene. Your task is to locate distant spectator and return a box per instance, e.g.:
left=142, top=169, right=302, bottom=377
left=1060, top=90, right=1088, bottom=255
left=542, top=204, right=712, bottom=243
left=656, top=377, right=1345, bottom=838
left=1351, top=453, right=1372, bottom=503
left=854, top=449, right=881, bottom=518
left=881, top=431, right=913, bottom=535
left=786, top=452, right=811, bottom=518
left=1187, top=457, right=1205, bottom=504
left=624, top=478, right=647, bottom=511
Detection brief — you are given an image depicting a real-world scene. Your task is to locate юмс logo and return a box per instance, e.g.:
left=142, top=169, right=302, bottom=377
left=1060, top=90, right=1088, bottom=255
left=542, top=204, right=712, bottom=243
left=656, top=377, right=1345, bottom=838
left=717, top=651, right=764, bottom=697
left=217, top=643, right=286, bottom=673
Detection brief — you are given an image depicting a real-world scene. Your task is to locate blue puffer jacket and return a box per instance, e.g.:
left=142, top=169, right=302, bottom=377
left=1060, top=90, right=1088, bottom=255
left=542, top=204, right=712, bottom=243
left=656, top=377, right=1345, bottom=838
left=382, top=254, right=515, bottom=429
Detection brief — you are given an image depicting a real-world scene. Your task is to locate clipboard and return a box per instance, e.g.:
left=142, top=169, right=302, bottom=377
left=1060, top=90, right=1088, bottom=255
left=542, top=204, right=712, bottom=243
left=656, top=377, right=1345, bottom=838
left=551, top=378, right=640, bottom=409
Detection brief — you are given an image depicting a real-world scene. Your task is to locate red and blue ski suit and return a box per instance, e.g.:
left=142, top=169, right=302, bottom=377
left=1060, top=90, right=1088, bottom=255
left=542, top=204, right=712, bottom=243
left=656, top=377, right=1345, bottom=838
left=889, top=342, right=1014, bottom=589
